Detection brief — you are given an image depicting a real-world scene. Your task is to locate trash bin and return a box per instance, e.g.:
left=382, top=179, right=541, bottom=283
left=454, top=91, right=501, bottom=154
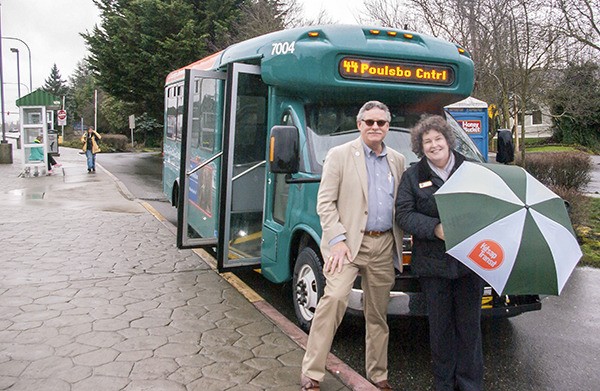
left=47, top=129, right=60, bottom=156
left=496, top=128, right=514, bottom=164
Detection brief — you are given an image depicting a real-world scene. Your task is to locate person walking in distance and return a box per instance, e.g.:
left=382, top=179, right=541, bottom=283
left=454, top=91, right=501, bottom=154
left=300, top=101, right=405, bottom=391
left=81, top=126, right=101, bottom=173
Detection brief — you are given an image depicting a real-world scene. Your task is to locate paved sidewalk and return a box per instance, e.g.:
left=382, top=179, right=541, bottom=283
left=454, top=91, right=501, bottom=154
left=0, top=144, right=361, bottom=390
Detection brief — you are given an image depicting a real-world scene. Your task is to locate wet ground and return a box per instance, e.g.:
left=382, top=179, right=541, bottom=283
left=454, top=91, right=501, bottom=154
left=100, top=151, right=600, bottom=391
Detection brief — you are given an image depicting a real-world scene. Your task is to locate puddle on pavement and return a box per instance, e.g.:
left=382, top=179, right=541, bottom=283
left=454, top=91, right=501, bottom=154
left=7, top=189, right=46, bottom=199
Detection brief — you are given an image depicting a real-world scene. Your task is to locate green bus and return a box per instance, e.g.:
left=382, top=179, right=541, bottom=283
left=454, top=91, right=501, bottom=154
left=163, top=25, right=541, bottom=330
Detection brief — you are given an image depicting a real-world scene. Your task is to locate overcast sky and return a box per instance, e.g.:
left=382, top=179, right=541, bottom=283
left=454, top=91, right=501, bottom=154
left=1, top=0, right=365, bottom=118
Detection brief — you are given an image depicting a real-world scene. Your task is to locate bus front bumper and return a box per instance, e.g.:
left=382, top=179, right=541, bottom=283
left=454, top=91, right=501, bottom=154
left=346, top=288, right=542, bottom=318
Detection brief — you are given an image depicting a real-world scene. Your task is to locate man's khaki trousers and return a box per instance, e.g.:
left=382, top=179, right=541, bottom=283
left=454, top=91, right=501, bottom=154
left=302, top=233, right=395, bottom=383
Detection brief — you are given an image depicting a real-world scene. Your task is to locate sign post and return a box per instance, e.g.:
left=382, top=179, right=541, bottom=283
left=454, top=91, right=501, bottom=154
left=128, top=115, right=135, bottom=149
left=56, top=109, right=67, bottom=140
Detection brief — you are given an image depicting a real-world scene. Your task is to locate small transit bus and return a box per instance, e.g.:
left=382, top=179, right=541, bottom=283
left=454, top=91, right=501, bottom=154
left=163, top=25, right=541, bottom=330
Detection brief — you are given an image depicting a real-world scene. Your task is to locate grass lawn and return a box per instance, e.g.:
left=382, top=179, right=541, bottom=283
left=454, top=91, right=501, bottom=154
left=526, top=145, right=579, bottom=152
left=577, top=196, right=600, bottom=268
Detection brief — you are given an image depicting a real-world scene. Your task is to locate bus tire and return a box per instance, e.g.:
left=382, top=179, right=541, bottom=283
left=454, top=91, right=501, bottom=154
left=172, top=182, right=179, bottom=207
left=293, top=247, right=325, bottom=332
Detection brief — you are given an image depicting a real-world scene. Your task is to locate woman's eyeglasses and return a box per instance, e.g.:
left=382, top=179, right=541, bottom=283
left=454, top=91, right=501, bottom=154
left=361, top=119, right=388, bottom=127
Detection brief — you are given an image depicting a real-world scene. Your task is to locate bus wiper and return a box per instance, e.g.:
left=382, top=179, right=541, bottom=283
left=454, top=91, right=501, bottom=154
left=330, top=129, right=359, bottom=136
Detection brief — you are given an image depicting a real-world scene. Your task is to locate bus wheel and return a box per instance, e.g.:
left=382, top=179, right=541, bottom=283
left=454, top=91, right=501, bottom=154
left=293, top=247, right=325, bottom=332
left=172, top=183, right=179, bottom=207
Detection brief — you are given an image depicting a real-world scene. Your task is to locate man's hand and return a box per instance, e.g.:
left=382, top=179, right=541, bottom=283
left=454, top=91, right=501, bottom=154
left=325, top=241, right=352, bottom=274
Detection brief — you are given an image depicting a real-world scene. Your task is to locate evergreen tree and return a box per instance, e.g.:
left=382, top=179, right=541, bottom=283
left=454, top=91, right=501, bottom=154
left=83, top=0, right=244, bottom=139
left=42, top=63, right=68, bottom=97
left=225, top=0, right=294, bottom=46
left=548, top=61, right=600, bottom=149
left=68, top=59, right=129, bottom=135
left=67, top=60, right=94, bottom=125
left=83, top=0, right=299, bottom=145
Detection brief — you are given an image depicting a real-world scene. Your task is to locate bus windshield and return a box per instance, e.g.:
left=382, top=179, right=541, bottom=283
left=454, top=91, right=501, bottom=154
left=305, top=104, right=484, bottom=174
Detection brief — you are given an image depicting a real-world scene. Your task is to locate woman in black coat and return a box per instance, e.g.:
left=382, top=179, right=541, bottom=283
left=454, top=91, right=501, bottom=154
left=395, top=115, right=485, bottom=391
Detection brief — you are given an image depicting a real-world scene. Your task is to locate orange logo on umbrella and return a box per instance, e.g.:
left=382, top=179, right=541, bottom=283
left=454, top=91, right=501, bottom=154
left=468, top=240, right=504, bottom=270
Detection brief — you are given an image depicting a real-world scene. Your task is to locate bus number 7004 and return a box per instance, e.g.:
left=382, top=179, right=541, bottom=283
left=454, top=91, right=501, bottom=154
left=271, top=41, right=295, bottom=55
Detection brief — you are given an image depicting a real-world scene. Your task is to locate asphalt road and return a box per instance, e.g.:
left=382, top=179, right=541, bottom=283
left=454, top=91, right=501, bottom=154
left=585, top=155, right=600, bottom=196
left=100, top=151, right=600, bottom=391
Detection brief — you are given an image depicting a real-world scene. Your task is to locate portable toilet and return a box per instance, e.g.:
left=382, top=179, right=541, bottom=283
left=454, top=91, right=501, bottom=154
left=445, top=97, right=489, bottom=161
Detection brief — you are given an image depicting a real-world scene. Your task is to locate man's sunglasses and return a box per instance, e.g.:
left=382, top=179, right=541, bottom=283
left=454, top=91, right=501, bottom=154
left=361, top=119, right=389, bottom=127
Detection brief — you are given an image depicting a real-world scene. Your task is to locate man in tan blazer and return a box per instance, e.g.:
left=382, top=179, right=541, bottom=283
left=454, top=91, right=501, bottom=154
left=301, top=101, right=405, bottom=391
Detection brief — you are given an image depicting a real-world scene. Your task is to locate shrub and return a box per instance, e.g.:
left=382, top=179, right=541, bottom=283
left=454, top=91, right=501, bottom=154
left=100, top=134, right=130, bottom=152
left=60, top=129, right=129, bottom=150
left=550, top=186, right=590, bottom=228
left=516, top=151, right=592, bottom=192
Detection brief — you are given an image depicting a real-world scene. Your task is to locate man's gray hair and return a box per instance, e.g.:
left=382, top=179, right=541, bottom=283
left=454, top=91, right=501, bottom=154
left=357, top=100, right=391, bottom=122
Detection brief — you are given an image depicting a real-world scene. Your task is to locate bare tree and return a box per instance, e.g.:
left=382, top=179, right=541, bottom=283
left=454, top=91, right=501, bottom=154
left=360, top=0, right=416, bottom=28
left=227, top=0, right=336, bottom=44
left=294, top=7, right=337, bottom=26
left=555, top=0, right=600, bottom=53
left=363, top=0, right=573, bottom=157
left=225, top=0, right=300, bottom=44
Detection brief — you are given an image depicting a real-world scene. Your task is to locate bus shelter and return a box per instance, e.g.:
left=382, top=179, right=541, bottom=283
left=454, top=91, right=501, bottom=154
left=16, top=89, right=61, bottom=176
left=445, top=97, right=489, bottom=160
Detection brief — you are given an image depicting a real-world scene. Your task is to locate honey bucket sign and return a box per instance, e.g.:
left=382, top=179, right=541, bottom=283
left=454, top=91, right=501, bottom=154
left=433, top=162, right=581, bottom=296
left=457, top=119, right=481, bottom=134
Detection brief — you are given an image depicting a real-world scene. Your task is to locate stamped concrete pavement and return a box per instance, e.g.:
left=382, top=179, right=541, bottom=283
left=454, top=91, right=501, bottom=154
left=0, top=145, right=363, bottom=391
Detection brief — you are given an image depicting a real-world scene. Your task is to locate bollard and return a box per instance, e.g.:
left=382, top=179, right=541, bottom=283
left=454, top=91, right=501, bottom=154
left=0, top=141, right=13, bottom=164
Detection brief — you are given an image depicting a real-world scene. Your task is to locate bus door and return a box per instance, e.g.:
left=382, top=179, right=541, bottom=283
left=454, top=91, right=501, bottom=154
left=177, top=63, right=268, bottom=270
left=178, top=69, right=226, bottom=249
left=218, top=63, right=268, bottom=270
left=178, top=65, right=267, bottom=271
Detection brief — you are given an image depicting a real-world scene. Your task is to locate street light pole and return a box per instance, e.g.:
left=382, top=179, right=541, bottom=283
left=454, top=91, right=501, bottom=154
left=2, top=82, right=29, bottom=94
left=10, top=47, right=20, bottom=98
left=0, top=1, right=13, bottom=164
left=0, top=3, right=7, bottom=143
left=2, top=36, right=32, bottom=92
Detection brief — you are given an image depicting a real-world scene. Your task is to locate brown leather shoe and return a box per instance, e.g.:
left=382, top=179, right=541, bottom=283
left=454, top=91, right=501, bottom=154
left=373, top=379, right=393, bottom=390
left=300, top=374, right=320, bottom=390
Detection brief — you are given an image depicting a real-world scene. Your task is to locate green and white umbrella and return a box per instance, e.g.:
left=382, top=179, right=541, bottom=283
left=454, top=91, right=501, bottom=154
left=434, top=161, right=581, bottom=296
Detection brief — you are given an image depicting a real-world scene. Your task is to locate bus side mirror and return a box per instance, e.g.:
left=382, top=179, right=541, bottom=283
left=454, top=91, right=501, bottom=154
left=269, top=125, right=299, bottom=174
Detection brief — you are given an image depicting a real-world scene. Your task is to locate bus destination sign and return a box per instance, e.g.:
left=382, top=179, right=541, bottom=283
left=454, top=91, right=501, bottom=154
left=339, top=57, right=455, bottom=86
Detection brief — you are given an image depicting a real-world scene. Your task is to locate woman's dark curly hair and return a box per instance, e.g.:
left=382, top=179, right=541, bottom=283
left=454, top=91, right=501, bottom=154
left=410, top=114, right=456, bottom=158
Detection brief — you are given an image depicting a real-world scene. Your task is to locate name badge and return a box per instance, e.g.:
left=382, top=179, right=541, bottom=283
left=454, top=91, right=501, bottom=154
left=419, top=181, right=433, bottom=188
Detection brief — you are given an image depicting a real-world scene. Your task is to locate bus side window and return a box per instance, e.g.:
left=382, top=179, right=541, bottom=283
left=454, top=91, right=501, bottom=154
left=191, top=81, right=201, bottom=149
left=176, top=85, right=184, bottom=141
left=187, top=78, right=219, bottom=151
left=166, top=86, right=177, bottom=140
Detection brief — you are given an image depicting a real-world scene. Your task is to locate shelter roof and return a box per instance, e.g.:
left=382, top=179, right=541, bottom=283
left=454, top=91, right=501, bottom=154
left=16, top=89, right=61, bottom=109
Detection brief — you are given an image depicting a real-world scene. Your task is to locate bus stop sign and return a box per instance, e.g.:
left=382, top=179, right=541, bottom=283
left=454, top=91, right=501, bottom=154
left=57, top=109, right=67, bottom=126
